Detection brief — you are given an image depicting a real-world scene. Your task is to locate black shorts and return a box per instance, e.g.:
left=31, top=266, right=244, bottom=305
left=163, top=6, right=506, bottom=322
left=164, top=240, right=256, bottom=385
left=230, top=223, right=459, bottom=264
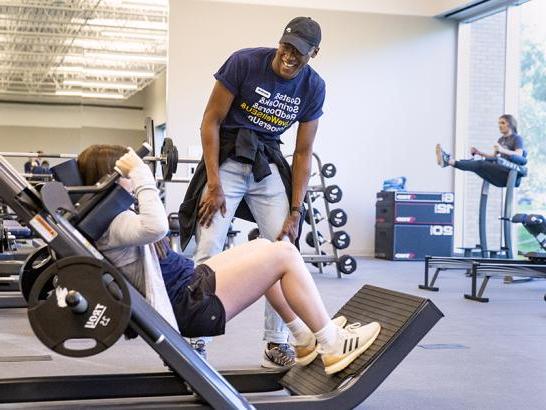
left=173, top=264, right=226, bottom=338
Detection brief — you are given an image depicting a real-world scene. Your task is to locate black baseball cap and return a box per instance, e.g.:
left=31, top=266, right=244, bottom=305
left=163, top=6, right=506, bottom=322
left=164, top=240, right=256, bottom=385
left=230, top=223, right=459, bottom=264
left=279, top=17, right=321, bottom=55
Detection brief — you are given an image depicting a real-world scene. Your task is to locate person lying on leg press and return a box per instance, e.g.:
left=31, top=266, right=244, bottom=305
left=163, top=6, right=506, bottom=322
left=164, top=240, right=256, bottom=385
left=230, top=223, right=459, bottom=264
left=77, top=144, right=381, bottom=375
left=435, top=114, right=526, bottom=187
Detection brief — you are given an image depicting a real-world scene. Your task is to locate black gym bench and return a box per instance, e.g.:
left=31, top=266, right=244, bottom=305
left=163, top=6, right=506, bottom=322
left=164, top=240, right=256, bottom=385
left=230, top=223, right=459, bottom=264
left=0, top=145, right=443, bottom=408
left=421, top=212, right=546, bottom=303
left=464, top=260, right=546, bottom=303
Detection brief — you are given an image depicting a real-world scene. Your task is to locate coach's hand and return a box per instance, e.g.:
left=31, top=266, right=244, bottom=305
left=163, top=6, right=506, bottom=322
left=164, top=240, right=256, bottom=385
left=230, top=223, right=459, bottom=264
left=198, top=183, right=227, bottom=227
left=277, top=211, right=301, bottom=243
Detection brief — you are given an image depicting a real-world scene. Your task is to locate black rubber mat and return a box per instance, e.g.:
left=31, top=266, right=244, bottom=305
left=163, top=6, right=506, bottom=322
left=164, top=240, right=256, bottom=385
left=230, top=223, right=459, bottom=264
left=280, top=284, right=440, bottom=396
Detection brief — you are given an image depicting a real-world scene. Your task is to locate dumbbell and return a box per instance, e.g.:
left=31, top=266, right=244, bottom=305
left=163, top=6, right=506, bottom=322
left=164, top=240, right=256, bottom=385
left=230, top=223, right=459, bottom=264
left=309, top=185, right=343, bottom=204
left=304, top=207, right=348, bottom=228
left=311, top=250, right=333, bottom=268
left=305, top=230, right=351, bottom=250
left=248, top=227, right=260, bottom=241
left=337, top=255, right=357, bottom=274
left=321, top=163, right=337, bottom=178
left=304, top=207, right=323, bottom=225
left=328, top=208, right=347, bottom=227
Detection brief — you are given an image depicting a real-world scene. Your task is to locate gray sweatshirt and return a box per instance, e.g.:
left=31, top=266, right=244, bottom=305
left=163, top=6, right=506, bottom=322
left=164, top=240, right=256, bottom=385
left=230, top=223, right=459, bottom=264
left=96, top=163, right=178, bottom=329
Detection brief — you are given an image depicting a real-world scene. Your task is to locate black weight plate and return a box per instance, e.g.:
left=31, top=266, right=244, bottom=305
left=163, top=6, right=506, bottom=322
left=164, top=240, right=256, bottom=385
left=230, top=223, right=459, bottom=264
left=304, top=208, right=322, bottom=225
left=321, top=163, right=337, bottom=178
left=248, top=227, right=260, bottom=241
left=305, top=231, right=325, bottom=247
left=312, top=250, right=329, bottom=268
left=324, top=185, right=342, bottom=203
left=332, top=231, right=350, bottom=250
left=160, top=138, right=178, bottom=181
left=337, top=255, right=357, bottom=274
left=328, top=208, right=347, bottom=227
left=20, top=245, right=54, bottom=302
left=27, top=256, right=131, bottom=358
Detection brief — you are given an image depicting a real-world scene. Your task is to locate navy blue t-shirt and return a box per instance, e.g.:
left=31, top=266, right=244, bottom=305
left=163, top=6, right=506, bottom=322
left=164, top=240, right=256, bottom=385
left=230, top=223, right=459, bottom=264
left=214, top=47, right=325, bottom=138
left=159, top=249, right=195, bottom=303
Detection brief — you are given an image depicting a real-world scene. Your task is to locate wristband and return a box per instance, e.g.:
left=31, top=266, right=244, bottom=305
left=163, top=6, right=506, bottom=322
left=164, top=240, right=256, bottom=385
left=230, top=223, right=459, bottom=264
left=290, top=206, right=303, bottom=215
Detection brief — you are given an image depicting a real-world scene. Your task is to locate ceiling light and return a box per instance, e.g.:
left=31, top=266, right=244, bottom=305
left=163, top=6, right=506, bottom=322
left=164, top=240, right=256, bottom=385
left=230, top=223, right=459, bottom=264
left=84, top=51, right=166, bottom=63
left=56, top=90, right=125, bottom=99
left=57, top=66, right=155, bottom=77
left=64, top=80, right=139, bottom=90
left=70, top=38, right=164, bottom=52
left=101, top=30, right=166, bottom=40
left=87, top=19, right=167, bottom=31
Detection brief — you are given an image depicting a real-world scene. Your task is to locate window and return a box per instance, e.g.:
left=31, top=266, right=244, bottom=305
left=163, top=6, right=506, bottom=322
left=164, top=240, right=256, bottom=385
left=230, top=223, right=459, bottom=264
left=516, top=0, right=546, bottom=252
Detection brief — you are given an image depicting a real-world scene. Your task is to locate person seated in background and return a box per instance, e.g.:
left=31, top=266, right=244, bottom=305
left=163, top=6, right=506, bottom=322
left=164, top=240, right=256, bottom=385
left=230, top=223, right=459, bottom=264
left=33, top=160, right=51, bottom=175
left=435, top=114, right=525, bottom=187
left=77, top=144, right=381, bottom=375
left=23, top=150, right=43, bottom=174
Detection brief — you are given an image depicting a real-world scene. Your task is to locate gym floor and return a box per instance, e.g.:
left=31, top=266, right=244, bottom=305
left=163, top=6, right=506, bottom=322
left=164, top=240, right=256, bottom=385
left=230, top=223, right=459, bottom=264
left=2, top=257, right=546, bottom=409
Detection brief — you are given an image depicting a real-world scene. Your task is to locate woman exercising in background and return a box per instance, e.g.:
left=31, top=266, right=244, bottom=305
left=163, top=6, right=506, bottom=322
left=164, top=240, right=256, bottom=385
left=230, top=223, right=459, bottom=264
left=435, top=114, right=525, bottom=187
left=77, top=144, right=381, bottom=375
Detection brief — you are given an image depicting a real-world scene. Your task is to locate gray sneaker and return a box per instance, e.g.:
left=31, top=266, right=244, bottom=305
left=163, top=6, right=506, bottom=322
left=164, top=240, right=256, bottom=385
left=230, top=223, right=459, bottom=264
left=435, top=144, right=451, bottom=168
left=261, top=342, right=295, bottom=368
left=190, top=338, right=207, bottom=360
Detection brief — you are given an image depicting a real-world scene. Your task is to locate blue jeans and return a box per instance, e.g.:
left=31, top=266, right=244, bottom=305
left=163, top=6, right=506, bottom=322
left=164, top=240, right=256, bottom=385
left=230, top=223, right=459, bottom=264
left=194, top=158, right=290, bottom=344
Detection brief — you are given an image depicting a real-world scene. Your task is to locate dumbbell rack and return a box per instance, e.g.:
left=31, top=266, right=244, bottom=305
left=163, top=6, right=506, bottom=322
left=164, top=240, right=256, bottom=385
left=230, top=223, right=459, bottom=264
left=301, top=153, right=356, bottom=278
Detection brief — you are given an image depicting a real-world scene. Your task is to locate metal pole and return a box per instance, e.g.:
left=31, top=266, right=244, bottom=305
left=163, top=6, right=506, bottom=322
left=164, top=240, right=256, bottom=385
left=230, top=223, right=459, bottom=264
left=0, top=151, right=200, bottom=164
left=478, top=179, right=489, bottom=258
left=503, top=170, right=517, bottom=259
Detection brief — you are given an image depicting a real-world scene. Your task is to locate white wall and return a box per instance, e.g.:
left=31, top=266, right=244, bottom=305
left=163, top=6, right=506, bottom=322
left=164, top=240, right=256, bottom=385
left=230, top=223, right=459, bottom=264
left=143, top=70, right=167, bottom=126
left=0, top=103, right=144, bottom=130
left=167, top=0, right=457, bottom=255
left=0, top=101, right=146, bottom=171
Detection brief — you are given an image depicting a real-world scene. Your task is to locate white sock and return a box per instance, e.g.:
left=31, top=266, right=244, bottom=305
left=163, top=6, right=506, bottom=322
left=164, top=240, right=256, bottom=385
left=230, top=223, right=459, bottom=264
left=287, top=317, right=313, bottom=345
left=314, top=320, right=339, bottom=354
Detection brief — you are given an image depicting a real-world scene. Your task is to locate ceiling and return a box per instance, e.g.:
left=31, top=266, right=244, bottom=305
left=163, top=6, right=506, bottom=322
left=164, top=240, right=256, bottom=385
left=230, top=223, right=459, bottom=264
left=200, top=0, right=474, bottom=17
left=0, top=0, right=168, bottom=101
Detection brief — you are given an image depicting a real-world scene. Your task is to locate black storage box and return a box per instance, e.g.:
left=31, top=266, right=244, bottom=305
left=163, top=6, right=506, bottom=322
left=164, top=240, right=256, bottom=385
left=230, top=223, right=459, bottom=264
left=375, top=223, right=453, bottom=261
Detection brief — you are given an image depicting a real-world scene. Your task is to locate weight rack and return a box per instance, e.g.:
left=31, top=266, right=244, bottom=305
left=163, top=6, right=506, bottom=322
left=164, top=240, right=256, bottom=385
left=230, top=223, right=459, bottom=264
left=301, top=153, right=357, bottom=278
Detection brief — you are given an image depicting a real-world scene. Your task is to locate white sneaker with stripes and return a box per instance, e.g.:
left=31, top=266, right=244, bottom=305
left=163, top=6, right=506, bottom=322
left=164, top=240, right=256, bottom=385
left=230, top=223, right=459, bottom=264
left=293, top=315, right=348, bottom=367
left=319, top=321, right=381, bottom=375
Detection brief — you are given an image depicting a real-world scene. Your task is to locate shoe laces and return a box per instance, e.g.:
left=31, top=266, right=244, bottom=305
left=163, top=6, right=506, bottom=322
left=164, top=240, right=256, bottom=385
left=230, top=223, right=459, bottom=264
left=275, top=343, right=295, bottom=355
left=339, top=322, right=362, bottom=337
left=191, top=339, right=207, bottom=352
left=266, top=343, right=295, bottom=366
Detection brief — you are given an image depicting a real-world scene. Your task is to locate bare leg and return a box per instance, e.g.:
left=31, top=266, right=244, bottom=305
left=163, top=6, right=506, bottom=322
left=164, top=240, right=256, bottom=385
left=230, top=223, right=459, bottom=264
left=204, top=239, right=330, bottom=332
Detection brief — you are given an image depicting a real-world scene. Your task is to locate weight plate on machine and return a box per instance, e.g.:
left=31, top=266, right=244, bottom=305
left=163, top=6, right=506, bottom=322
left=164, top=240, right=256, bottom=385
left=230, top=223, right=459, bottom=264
left=328, top=208, right=347, bottom=227
left=27, top=256, right=131, bottom=358
left=160, top=137, right=179, bottom=182
left=337, top=255, right=357, bottom=274
left=321, top=163, right=337, bottom=178
left=19, top=245, right=54, bottom=302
